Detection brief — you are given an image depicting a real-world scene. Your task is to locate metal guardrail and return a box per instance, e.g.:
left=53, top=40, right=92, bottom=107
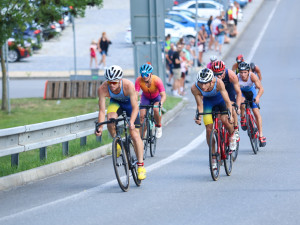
left=0, top=112, right=105, bottom=167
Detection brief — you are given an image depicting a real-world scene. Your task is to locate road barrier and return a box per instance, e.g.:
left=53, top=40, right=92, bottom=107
left=44, top=80, right=103, bottom=100
left=0, top=112, right=104, bottom=167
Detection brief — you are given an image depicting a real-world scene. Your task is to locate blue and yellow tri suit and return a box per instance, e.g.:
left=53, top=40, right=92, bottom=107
left=195, top=78, right=227, bottom=125
left=107, top=80, right=140, bottom=125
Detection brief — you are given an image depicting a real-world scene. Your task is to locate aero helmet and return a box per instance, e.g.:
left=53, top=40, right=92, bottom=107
left=197, top=68, right=214, bottom=83
left=211, top=60, right=225, bottom=73
left=236, top=54, right=244, bottom=63
left=238, top=62, right=250, bottom=71
left=139, top=63, right=153, bottom=76
left=210, top=55, right=217, bottom=62
left=105, top=65, right=123, bottom=81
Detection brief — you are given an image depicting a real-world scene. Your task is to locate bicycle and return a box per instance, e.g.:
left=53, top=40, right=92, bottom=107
left=241, top=98, right=260, bottom=154
left=196, top=109, right=233, bottom=181
left=139, top=102, right=161, bottom=159
left=95, top=111, right=141, bottom=192
left=231, top=102, right=239, bottom=162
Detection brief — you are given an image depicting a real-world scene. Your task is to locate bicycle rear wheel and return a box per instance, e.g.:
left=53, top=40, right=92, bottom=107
left=209, top=129, right=220, bottom=181
left=232, top=141, right=239, bottom=162
left=141, top=120, right=149, bottom=159
left=224, top=144, right=233, bottom=176
left=128, top=138, right=141, bottom=187
left=112, top=137, right=130, bottom=192
left=247, top=114, right=259, bottom=154
left=150, top=123, right=157, bottom=157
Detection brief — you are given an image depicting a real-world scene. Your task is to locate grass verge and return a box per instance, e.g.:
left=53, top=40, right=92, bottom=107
left=0, top=96, right=182, bottom=177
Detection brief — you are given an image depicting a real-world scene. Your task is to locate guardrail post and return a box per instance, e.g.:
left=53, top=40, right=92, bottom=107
left=96, top=135, right=102, bottom=142
left=62, top=141, right=69, bottom=156
left=80, top=136, right=87, bottom=146
left=11, top=153, right=19, bottom=167
left=40, top=147, right=47, bottom=161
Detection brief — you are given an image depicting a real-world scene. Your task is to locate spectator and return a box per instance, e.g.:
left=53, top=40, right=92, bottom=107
left=179, top=50, right=188, bottom=95
left=207, top=15, right=214, bottom=51
left=211, top=15, right=221, bottom=52
left=233, top=1, right=239, bottom=27
left=165, top=34, right=171, bottom=53
left=183, top=43, right=193, bottom=83
left=90, top=40, right=98, bottom=68
left=166, top=42, right=175, bottom=86
left=197, top=29, right=206, bottom=66
left=216, top=19, right=227, bottom=55
left=172, top=44, right=183, bottom=97
left=97, top=32, right=111, bottom=69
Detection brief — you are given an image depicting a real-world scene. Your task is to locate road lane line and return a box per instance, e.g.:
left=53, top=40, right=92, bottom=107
left=0, top=131, right=206, bottom=222
left=247, top=0, right=282, bottom=62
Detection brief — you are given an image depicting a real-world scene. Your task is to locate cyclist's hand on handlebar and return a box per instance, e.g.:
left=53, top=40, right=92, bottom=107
left=237, top=108, right=241, bottom=115
left=194, top=117, right=202, bottom=125
left=128, top=120, right=136, bottom=130
left=95, top=124, right=103, bottom=136
left=254, top=97, right=260, bottom=104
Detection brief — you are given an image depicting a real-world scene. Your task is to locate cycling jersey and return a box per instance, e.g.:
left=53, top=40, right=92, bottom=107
left=222, top=69, right=236, bottom=102
left=207, top=62, right=212, bottom=69
left=135, top=75, right=165, bottom=100
left=195, top=78, right=227, bottom=125
left=238, top=73, right=258, bottom=109
left=107, top=80, right=140, bottom=125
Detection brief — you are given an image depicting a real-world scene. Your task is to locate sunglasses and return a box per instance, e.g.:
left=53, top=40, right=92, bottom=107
left=141, top=73, right=150, bottom=78
left=107, top=81, right=119, bottom=85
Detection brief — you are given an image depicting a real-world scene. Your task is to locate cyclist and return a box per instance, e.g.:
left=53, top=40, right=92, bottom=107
left=191, top=68, right=237, bottom=169
left=237, top=62, right=266, bottom=147
left=250, top=62, right=262, bottom=81
left=206, top=55, right=217, bottom=69
left=211, top=60, right=242, bottom=141
left=232, top=54, right=244, bottom=74
left=135, top=63, right=166, bottom=138
left=95, top=65, right=146, bottom=180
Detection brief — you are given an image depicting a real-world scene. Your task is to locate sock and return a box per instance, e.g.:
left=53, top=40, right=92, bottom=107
left=155, top=124, right=161, bottom=127
left=137, top=162, right=144, bottom=167
left=234, top=126, right=238, bottom=130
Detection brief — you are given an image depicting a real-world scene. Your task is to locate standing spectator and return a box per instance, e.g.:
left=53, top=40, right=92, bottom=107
left=189, top=38, right=197, bottom=66
left=165, top=34, right=171, bottom=53
left=166, top=42, right=175, bottom=86
left=207, top=15, right=214, bottom=51
left=197, top=29, right=206, bottom=66
left=172, top=44, right=183, bottom=97
left=179, top=51, right=188, bottom=95
left=211, top=15, right=221, bottom=52
left=98, top=32, right=111, bottom=69
left=233, top=1, right=239, bottom=27
left=89, top=40, right=98, bottom=68
left=216, top=19, right=227, bottom=55
left=183, top=43, right=193, bottom=83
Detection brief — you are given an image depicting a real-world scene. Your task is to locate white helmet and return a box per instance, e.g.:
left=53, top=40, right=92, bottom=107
left=197, top=68, right=214, bottom=83
left=210, top=55, right=217, bottom=62
left=104, top=65, right=123, bottom=81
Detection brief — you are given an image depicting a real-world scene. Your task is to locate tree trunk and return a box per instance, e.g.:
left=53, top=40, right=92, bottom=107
left=0, top=47, right=8, bottom=111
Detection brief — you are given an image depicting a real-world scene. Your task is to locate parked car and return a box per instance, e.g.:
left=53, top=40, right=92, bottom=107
left=166, top=10, right=209, bottom=33
left=125, top=19, right=196, bottom=44
left=4, top=38, right=32, bottom=62
left=173, top=0, right=224, bottom=19
left=42, top=22, right=62, bottom=40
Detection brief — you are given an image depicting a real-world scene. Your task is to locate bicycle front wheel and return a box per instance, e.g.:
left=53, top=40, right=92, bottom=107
left=232, top=141, right=239, bottom=162
left=112, top=137, right=130, bottom=192
left=224, top=143, right=233, bottom=176
left=141, top=120, right=149, bottom=159
left=209, top=129, right=220, bottom=181
left=128, top=138, right=141, bottom=187
left=150, top=123, right=157, bottom=157
left=247, top=114, right=259, bottom=154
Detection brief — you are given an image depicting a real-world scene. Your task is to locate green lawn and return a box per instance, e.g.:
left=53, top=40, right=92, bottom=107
left=0, top=96, right=182, bottom=177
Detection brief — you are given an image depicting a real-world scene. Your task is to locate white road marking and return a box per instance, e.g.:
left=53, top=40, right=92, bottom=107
left=0, top=131, right=206, bottom=222
left=247, top=0, right=282, bottom=62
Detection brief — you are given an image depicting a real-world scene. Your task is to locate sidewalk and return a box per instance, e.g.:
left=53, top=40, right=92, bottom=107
left=5, top=0, right=264, bottom=79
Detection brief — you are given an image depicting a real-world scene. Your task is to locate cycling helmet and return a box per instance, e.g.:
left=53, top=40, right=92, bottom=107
left=140, top=63, right=153, bottom=76
left=238, top=62, right=250, bottom=71
left=236, top=54, right=244, bottom=63
left=197, top=68, right=214, bottom=84
left=211, top=60, right=225, bottom=73
left=104, top=65, right=123, bottom=81
left=250, top=62, right=256, bottom=71
left=210, top=55, right=217, bottom=62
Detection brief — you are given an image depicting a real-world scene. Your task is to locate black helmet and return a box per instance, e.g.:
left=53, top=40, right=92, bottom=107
left=238, top=62, right=250, bottom=71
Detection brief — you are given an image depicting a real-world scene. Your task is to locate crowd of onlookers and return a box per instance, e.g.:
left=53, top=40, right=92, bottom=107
left=165, top=1, right=242, bottom=97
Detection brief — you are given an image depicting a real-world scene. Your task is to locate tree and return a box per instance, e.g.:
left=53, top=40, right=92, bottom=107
left=0, top=0, right=103, bottom=112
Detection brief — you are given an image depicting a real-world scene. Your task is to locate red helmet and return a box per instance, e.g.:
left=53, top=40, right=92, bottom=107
left=236, top=54, right=244, bottom=63
left=211, top=60, right=225, bottom=74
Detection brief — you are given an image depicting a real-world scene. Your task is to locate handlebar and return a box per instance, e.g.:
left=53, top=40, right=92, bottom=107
left=95, top=111, right=130, bottom=132
left=195, top=109, right=231, bottom=125
left=139, top=102, right=162, bottom=116
left=241, top=99, right=260, bottom=109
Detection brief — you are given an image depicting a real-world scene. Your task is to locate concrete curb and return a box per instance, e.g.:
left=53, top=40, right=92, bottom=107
left=0, top=98, right=188, bottom=191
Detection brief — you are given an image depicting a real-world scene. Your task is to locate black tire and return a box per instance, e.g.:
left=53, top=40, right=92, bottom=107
left=232, top=141, right=239, bottom=162
left=8, top=49, right=19, bottom=62
left=247, top=114, right=259, bottom=154
left=141, top=120, right=148, bottom=159
left=209, top=129, right=220, bottom=181
left=112, top=137, right=129, bottom=192
left=128, top=138, right=141, bottom=187
left=150, top=121, right=157, bottom=157
left=224, top=132, right=233, bottom=176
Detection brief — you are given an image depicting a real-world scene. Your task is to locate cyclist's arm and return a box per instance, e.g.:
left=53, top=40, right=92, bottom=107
left=126, top=80, right=139, bottom=129
left=232, top=63, right=237, bottom=72
left=217, top=79, right=233, bottom=120
left=256, top=65, right=262, bottom=81
left=96, top=83, right=108, bottom=135
left=160, top=91, right=166, bottom=105
left=191, top=84, right=203, bottom=123
left=156, top=77, right=166, bottom=105
left=228, top=69, right=242, bottom=109
left=251, top=73, right=264, bottom=103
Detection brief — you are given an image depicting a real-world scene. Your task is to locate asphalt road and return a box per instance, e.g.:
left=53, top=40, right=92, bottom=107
left=1, top=0, right=300, bottom=224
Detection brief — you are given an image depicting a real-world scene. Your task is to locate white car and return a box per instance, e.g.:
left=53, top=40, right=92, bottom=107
left=125, top=19, right=196, bottom=44
left=173, top=0, right=224, bottom=19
